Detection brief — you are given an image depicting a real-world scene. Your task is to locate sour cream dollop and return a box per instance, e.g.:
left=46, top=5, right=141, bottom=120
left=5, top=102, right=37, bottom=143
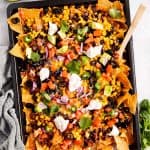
left=69, top=74, right=82, bottom=92
left=54, top=116, right=69, bottom=132
left=86, top=99, right=102, bottom=111
left=39, top=68, right=50, bottom=81
left=48, top=22, right=58, bottom=35
left=108, top=125, right=120, bottom=136
left=84, top=45, right=102, bottom=58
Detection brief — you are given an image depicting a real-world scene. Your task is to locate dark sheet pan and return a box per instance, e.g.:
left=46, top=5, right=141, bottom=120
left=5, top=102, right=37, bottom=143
left=7, top=0, right=140, bottom=149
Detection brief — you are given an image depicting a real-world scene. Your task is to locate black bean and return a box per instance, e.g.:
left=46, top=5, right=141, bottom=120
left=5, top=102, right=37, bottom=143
left=26, top=103, right=34, bottom=110
left=25, top=80, right=33, bottom=88
left=23, top=25, right=31, bottom=33
left=90, top=60, right=97, bottom=66
left=11, top=17, right=20, bottom=24
left=106, top=50, right=113, bottom=55
left=100, top=40, right=104, bottom=45
left=43, top=8, right=49, bottom=14
left=55, top=69, right=61, bottom=76
left=123, top=107, right=130, bottom=113
left=32, top=94, right=37, bottom=102
left=64, top=132, right=74, bottom=140
left=82, top=13, right=89, bottom=21
left=52, top=7, right=63, bottom=14
left=72, top=13, right=80, bottom=22
left=111, top=60, right=119, bottom=68
left=89, top=130, right=97, bottom=142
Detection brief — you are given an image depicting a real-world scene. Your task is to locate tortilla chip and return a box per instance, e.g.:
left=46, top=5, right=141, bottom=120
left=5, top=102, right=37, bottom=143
left=7, top=13, right=23, bottom=33
left=117, top=92, right=130, bottom=106
left=19, top=8, right=43, bottom=20
left=114, top=136, right=129, bottom=150
left=9, top=43, right=25, bottom=60
left=26, top=133, right=36, bottom=150
left=23, top=106, right=32, bottom=126
left=97, top=0, right=112, bottom=12
left=117, top=72, right=132, bottom=91
left=117, top=93, right=137, bottom=114
left=35, top=141, right=49, bottom=150
left=51, top=130, right=63, bottom=145
left=126, top=94, right=137, bottom=114
left=21, top=87, right=34, bottom=104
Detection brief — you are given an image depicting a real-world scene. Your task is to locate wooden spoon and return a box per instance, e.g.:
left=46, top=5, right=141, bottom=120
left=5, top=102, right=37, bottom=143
left=118, top=4, right=146, bottom=59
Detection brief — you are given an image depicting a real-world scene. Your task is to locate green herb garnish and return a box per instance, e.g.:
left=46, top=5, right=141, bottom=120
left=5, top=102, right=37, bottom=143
left=79, top=116, right=92, bottom=130
left=31, top=52, right=40, bottom=62
left=67, top=60, right=81, bottom=74
left=140, top=99, right=150, bottom=150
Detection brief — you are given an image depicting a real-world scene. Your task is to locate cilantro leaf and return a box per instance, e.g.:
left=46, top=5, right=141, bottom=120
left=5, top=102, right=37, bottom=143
left=31, top=52, right=40, bottom=62
left=66, top=60, right=81, bottom=74
left=79, top=116, right=92, bottom=130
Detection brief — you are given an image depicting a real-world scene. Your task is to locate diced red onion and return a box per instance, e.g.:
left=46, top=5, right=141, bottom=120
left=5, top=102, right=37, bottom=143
left=31, top=81, right=37, bottom=91
left=76, top=86, right=84, bottom=97
left=56, top=96, right=69, bottom=104
left=80, top=42, right=83, bottom=54
left=57, top=56, right=65, bottom=61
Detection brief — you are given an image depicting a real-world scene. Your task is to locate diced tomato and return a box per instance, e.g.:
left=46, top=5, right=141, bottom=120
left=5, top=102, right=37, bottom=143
left=106, top=64, right=113, bottom=74
left=107, top=118, right=118, bottom=127
left=74, top=139, right=83, bottom=145
left=64, top=59, right=70, bottom=65
left=82, top=97, right=90, bottom=105
left=61, top=70, right=68, bottom=78
left=102, top=73, right=111, bottom=81
left=67, top=123, right=73, bottom=129
left=40, top=83, right=48, bottom=92
left=49, top=47, right=56, bottom=59
left=93, top=30, right=102, bottom=37
left=61, top=140, right=72, bottom=150
left=75, top=110, right=83, bottom=120
left=48, top=81, right=56, bottom=90
left=50, top=65, right=57, bottom=72
left=93, top=118, right=101, bottom=127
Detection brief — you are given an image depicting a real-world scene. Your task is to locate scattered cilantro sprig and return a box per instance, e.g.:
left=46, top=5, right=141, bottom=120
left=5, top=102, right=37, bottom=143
left=140, top=99, right=150, bottom=150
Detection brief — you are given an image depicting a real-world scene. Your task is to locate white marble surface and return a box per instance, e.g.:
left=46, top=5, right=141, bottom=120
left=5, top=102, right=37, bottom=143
left=0, top=0, right=150, bottom=102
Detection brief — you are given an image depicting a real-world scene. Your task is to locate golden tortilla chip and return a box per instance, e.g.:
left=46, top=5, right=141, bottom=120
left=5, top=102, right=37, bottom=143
left=26, top=133, right=36, bottom=150
left=35, top=141, right=49, bottom=150
left=117, top=72, right=132, bottom=91
left=21, top=87, right=34, bottom=104
left=117, top=93, right=137, bottom=114
left=51, top=130, right=63, bottom=145
left=9, top=43, right=25, bottom=60
left=126, top=94, right=137, bottom=114
left=23, top=106, right=32, bottom=126
left=97, top=0, right=112, bottom=12
left=7, top=13, right=23, bottom=33
left=19, top=8, right=43, bottom=20
left=114, top=136, right=129, bottom=150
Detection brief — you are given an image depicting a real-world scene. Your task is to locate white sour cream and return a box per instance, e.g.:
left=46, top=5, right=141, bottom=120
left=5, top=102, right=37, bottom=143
left=48, top=22, right=58, bottom=35
left=39, top=68, right=50, bottom=81
left=84, top=45, right=102, bottom=58
left=69, top=74, right=82, bottom=92
left=54, top=116, right=69, bottom=132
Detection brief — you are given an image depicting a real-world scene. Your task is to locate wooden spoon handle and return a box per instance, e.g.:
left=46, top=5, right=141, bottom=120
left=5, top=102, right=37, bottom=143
left=118, top=4, right=146, bottom=58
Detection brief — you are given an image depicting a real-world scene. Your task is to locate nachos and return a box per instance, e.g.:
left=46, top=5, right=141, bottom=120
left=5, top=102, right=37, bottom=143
left=8, top=0, right=137, bottom=149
